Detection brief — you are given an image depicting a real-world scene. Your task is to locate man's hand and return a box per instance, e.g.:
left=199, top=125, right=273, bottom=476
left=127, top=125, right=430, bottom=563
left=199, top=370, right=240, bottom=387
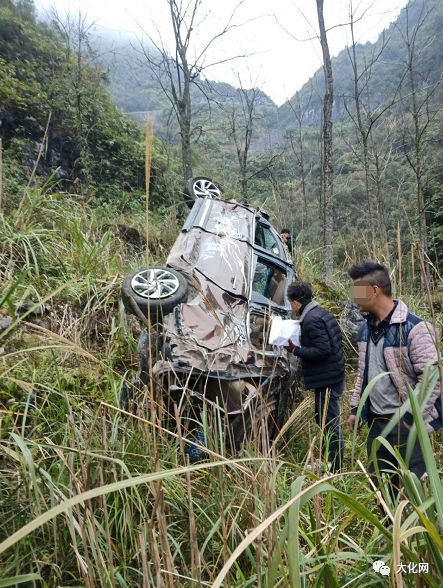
left=287, top=339, right=296, bottom=353
left=347, top=414, right=358, bottom=433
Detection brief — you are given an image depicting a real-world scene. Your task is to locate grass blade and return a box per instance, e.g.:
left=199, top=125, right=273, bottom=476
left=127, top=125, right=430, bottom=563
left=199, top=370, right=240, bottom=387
left=0, top=575, right=42, bottom=587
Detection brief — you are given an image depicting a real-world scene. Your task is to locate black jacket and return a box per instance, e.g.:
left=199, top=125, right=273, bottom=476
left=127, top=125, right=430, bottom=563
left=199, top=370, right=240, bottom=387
left=294, top=301, right=345, bottom=389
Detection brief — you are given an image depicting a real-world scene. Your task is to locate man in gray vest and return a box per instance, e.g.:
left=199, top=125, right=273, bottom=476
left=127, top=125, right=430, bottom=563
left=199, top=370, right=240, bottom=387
left=348, top=260, right=441, bottom=491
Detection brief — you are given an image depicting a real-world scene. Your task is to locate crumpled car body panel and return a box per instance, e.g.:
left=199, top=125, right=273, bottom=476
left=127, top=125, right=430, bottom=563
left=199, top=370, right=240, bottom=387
left=152, top=197, right=296, bottom=388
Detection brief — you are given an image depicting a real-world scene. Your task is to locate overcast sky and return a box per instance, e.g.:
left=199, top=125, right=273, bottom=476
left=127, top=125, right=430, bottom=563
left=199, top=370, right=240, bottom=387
left=35, top=0, right=409, bottom=105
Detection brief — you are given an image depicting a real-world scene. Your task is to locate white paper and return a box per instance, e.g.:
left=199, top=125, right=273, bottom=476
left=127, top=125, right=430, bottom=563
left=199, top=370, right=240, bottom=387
left=268, top=316, right=300, bottom=347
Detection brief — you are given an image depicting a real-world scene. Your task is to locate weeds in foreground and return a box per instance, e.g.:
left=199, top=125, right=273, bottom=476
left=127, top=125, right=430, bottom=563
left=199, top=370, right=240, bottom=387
left=1, top=362, right=442, bottom=586
left=1, top=189, right=442, bottom=586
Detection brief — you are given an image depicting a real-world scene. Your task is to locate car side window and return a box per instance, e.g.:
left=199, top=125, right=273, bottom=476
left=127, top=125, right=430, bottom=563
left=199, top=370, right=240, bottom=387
left=255, top=223, right=280, bottom=256
left=249, top=310, right=273, bottom=351
left=252, top=260, right=287, bottom=306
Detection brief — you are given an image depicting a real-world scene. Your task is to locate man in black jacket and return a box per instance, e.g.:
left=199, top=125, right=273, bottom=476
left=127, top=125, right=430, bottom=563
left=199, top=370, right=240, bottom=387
left=287, top=282, right=345, bottom=472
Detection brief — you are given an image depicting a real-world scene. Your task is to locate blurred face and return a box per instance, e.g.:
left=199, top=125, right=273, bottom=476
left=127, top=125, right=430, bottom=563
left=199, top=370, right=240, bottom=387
left=351, top=279, right=380, bottom=312
left=281, top=232, right=289, bottom=243
left=290, top=299, right=303, bottom=314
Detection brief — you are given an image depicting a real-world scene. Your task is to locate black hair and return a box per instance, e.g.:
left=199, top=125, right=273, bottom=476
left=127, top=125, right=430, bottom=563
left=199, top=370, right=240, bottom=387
left=281, top=228, right=290, bottom=234
left=287, top=281, right=313, bottom=304
left=348, top=260, right=392, bottom=296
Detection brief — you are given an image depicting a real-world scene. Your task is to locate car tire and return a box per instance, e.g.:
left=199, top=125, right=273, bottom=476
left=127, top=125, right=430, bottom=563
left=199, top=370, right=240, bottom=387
left=121, top=266, right=188, bottom=318
left=183, top=176, right=223, bottom=208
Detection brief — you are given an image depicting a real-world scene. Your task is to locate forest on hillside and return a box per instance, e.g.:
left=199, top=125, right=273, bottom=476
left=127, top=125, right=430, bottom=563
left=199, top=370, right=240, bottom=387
left=1, top=0, right=442, bottom=586
left=92, top=0, right=443, bottom=274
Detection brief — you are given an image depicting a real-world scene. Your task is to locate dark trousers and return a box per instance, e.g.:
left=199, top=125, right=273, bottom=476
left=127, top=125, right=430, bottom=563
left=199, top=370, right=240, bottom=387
left=367, top=416, right=426, bottom=495
left=314, top=381, right=345, bottom=472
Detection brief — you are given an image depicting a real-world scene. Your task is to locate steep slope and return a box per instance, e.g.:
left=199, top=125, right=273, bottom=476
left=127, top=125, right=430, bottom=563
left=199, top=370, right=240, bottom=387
left=278, top=0, right=443, bottom=130
left=0, top=0, right=145, bottom=204
left=89, top=26, right=280, bottom=152
left=92, top=27, right=276, bottom=113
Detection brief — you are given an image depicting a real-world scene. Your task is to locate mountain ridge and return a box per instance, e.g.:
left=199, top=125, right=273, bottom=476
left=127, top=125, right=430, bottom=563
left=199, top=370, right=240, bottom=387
left=88, top=0, right=442, bottom=152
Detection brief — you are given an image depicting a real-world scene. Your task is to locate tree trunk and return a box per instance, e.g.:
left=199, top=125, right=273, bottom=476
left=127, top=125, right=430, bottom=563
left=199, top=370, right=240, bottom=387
left=230, top=87, right=256, bottom=203
left=287, top=91, right=310, bottom=232
left=178, top=99, right=193, bottom=182
left=373, top=150, right=389, bottom=258
left=240, top=170, right=248, bottom=202
left=180, top=122, right=193, bottom=182
left=349, top=13, right=374, bottom=255
left=298, top=123, right=307, bottom=231
left=412, top=99, right=427, bottom=256
left=401, top=3, right=431, bottom=278
left=316, top=0, right=334, bottom=285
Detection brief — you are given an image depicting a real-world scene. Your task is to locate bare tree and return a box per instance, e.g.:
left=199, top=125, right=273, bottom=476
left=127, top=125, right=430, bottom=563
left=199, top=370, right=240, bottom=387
left=396, top=0, right=440, bottom=260
left=227, top=80, right=259, bottom=201
left=140, top=0, right=246, bottom=183
left=345, top=2, right=379, bottom=250
left=316, top=0, right=334, bottom=284
left=368, top=119, right=394, bottom=253
left=342, top=1, right=401, bottom=255
left=286, top=88, right=313, bottom=231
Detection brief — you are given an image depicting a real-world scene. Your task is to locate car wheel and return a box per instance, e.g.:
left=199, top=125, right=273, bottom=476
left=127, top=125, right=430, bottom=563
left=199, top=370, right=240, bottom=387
left=183, top=176, right=223, bottom=208
left=121, top=266, right=188, bottom=318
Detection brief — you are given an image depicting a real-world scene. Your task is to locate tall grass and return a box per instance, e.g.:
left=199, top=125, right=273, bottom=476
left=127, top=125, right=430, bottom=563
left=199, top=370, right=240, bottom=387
left=1, top=188, right=442, bottom=586
left=2, top=366, right=442, bottom=586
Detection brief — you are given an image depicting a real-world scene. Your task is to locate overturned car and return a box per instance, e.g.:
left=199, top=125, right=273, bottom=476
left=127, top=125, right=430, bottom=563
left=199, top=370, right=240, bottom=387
left=121, top=177, right=298, bottom=449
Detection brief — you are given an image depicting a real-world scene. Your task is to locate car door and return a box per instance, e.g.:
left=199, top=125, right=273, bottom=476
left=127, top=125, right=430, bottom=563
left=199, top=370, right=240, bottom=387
left=248, top=242, right=294, bottom=354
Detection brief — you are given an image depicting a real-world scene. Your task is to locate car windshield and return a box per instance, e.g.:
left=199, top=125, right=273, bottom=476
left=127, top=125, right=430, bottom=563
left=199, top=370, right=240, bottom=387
left=252, top=259, right=287, bottom=306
